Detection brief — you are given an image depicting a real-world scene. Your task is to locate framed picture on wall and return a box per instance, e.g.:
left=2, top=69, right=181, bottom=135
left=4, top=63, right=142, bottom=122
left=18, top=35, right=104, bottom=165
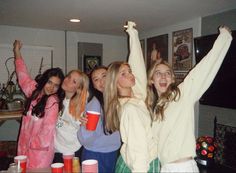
left=140, top=39, right=146, bottom=66
left=147, top=34, right=168, bottom=70
left=172, top=28, right=193, bottom=71
left=175, top=71, right=187, bottom=85
left=83, top=55, right=101, bottom=74
left=140, top=39, right=145, bottom=58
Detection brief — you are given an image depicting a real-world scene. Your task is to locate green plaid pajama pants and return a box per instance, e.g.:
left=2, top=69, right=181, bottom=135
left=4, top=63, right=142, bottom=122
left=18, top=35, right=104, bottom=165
left=115, top=155, right=160, bottom=173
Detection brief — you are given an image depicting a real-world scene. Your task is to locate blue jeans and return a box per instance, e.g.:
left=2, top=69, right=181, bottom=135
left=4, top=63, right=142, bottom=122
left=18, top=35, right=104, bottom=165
left=81, top=148, right=119, bottom=173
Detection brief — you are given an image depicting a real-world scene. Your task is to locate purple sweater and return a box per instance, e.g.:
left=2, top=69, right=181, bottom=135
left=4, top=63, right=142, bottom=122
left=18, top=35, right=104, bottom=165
left=77, top=96, right=121, bottom=152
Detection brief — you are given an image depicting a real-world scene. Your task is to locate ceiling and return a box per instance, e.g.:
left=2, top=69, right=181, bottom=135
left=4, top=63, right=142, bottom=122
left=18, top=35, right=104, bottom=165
left=0, top=0, right=236, bottom=36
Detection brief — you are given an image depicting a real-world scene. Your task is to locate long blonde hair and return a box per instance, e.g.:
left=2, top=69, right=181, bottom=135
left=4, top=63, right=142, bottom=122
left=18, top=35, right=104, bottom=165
left=68, top=70, right=89, bottom=120
left=104, top=61, right=129, bottom=132
left=146, top=60, right=180, bottom=121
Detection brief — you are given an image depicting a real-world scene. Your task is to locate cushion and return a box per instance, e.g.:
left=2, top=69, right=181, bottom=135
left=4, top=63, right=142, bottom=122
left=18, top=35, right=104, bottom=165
left=214, top=123, right=236, bottom=170
left=0, top=141, right=17, bottom=171
left=0, top=141, right=17, bottom=158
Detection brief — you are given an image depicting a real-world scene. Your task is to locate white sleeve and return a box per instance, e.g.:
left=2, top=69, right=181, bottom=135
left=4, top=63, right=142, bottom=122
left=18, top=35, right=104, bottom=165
left=126, top=24, right=147, bottom=100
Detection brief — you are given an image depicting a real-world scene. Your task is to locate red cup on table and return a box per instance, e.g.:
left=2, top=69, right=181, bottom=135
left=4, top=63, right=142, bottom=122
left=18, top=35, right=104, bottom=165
left=82, top=159, right=98, bottom=173
left=14, top=155, right=27, bottom=173
left=51, top=163, right=64, bottom=173
left=86, top=111, right=100, bottom=131
left=63, top=153, right=74, bottom=173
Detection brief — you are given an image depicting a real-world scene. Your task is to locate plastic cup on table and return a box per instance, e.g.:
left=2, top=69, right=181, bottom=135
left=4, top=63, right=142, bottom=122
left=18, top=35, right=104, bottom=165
left=72, top=157, right=80, bottom=173
left=51, top=163, right=64, bottom=173
left=14, top=155, right=27, bottom=173
left=82, top=159, right=98, bottom=173
left=86, top=111, right=100, bottom=131
left=63, top=153, right=74, bottom=173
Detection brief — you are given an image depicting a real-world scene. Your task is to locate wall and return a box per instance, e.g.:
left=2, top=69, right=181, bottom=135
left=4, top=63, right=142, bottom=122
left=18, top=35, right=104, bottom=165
left=66, top=31, right=127, bottom=73
left=202, top=9, right=236, bottom=36
left=0, top=25, right=127, bottom=141
left=0, top=26, right=127, bottom=74
left=0, top=26, right=65, bottom=71
left=198, top=9, right=236, bottom=137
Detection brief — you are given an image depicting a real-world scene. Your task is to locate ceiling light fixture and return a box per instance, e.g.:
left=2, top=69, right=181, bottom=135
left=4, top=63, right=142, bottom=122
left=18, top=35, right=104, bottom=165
left=70, top=19, right=80, bottom=23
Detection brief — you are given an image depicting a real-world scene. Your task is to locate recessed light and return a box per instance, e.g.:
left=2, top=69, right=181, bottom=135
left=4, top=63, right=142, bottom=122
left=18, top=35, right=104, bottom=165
left=70, top=19, right=80, bottom=23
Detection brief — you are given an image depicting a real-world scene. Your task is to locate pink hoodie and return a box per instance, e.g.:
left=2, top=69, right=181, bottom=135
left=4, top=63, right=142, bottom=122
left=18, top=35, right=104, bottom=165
left=15, top=58, right=59, bottom=168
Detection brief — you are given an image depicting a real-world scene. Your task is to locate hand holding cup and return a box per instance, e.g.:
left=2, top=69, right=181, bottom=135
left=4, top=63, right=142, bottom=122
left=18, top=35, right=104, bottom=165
left=85, top=111, right=100, bottom=131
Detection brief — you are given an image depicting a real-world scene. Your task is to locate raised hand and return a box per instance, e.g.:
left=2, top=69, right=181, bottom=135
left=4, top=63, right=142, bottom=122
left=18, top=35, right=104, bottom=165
left=13, top=40, right=22, bottom=58
left=219, top=25, right=232, bottom=35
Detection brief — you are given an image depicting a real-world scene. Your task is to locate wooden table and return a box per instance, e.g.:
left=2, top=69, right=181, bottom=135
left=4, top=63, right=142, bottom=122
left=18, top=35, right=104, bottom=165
left=0, top=110, right=22, bottom=126
left=27, top=168, right=51, bottom=172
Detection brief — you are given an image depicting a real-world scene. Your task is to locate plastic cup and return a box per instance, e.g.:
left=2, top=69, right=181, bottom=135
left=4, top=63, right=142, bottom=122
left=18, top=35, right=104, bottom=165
left=82, top=159, right=98, bottom=173
left=72, top=157, right=80, bottom=173
left=51, top=163, right=64, bottom=173
left=14, top=155, right=27, bottom=173
left=63, top=153, right=74, bottom=173
left=86, top=111, right=100, bottom=131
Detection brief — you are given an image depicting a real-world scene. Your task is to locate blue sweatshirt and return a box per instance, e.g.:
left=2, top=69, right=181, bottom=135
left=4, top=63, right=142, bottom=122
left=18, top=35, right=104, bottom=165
left=77, top=96, right=121, bottom=152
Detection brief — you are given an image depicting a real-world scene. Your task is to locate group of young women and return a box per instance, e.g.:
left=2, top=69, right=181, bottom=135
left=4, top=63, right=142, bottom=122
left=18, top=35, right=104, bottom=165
left=13, top=21, right=232, bottom=173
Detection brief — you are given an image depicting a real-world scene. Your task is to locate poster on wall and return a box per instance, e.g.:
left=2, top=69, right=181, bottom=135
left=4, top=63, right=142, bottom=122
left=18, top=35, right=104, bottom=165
left=175, top=71, right=187, bottom=85
left=83, top=55, right=102, bottom=74
left=172, top=28, right=193, bottom=71
left=140, top=39, right=146, bottom=65
left=147, top=34, right=168, bottom=70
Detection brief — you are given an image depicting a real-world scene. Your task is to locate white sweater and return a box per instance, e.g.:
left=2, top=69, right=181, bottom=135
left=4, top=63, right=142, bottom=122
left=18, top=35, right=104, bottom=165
left=119, top=24, right=158, bottom=172
left=54, top=98, right=82, bottom=154
left=152, top=27, right=232, bottom=166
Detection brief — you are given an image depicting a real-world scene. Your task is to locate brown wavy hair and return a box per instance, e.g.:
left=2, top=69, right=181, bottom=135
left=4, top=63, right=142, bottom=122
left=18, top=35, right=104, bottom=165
left=146, top=60, right=180, bottom=121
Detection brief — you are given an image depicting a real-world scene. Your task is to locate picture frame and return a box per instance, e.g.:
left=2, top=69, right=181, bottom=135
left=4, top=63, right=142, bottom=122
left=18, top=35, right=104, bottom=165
left=175, top=71, right=187, bottom=85
left=140, top=39, right=145, bottom=58
left=140, top=39, right=146, bottom=65
left=83, top=55, right=102, bottom=74
left=172, top=28, right=193, bottom=71
left=147, top=34, right=168, bottom=70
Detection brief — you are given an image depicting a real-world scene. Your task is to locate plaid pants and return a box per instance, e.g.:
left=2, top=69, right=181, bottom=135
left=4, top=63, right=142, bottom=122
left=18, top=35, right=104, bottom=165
left=115, top=155, right=160, bottom=173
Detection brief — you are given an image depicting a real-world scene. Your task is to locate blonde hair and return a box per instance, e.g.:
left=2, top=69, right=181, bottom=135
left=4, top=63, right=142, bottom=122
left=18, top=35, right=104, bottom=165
left=146, top=60, right=180, bottom=121
left=68, top=70, right=89, bottom=120
left=104, top=61, right=129, bottom=132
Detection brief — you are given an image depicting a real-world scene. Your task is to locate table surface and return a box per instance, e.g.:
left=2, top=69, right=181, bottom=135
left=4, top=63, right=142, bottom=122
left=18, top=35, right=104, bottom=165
left=27, top=168, right=51, bottom=172
left=0, top=110, right=22, bottom=120
left=0, top=168, right=51, bottom=173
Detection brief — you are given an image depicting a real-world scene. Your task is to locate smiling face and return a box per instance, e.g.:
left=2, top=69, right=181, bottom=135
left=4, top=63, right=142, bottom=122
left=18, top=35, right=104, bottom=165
left=43, top=76, right=61, bottom=95
left=152, top=63, right=174, bottom=96
left=91, top=68, right=107, bottom=93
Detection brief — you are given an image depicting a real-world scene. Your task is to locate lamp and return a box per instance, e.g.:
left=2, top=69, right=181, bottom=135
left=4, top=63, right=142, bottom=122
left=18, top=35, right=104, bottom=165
left=196, top=136, right=217, bottom=166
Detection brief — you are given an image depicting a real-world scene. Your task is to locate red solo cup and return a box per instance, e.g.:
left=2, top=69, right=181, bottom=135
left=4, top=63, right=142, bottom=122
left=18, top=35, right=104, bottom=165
left=63, top=153, right=74, bottom=173
left=14, top=155, right=27, bottom=173
left=82, top=159, right=98, bottom=173
left=51, top=163, right=64, bottom=173
left=86, top=111, right=100, bottom=131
